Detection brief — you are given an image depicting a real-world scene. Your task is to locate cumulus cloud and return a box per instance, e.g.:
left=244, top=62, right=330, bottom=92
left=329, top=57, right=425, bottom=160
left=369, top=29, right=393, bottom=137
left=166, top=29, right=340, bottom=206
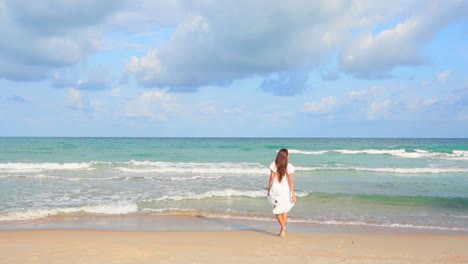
left=104, top=0, right=184, bottom=33
left=346, top=86, right=395, bottom=119
left=301, top=81, right=468, bottom=123
left=368, top=99, right=391, bottom=120
left=0, top=0, right=123, bottom=81
left=76, top=67, right=113, bottom=91
left=260, top=69, right=310, bottom=95
left=52, top=67, right=113, bottom=91
left=124, top=0, right=467, bottom=93
left=124, top=90, right=180, bottom=121
left=302, top=86, right=399, bottom=119
left=2, top=0, right=466, bottom=95
left=65, top=88, right=89, bottom=111
left=408, top=84, right=468, bottom=121
left=5, top=0, right=124, bottom=34
left=320, top=71, right=340, bottom=81
left=125, top=0, right=351, bottom=93
left=340, top=1, right=467, bottom=78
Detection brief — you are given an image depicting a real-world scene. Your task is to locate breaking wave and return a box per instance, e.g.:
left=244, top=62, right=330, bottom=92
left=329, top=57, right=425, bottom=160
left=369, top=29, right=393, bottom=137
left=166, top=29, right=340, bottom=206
left=289, top=148, right=468, bottom=160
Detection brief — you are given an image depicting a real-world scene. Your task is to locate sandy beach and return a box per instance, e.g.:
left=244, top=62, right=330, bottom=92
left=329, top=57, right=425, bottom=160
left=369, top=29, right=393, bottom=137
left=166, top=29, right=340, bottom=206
left=1, top=228, right=467, bottom=264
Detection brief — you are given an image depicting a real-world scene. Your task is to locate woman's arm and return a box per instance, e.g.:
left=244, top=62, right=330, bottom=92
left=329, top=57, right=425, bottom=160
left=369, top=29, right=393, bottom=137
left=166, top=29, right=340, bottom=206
left=268, top=171, right=276, bottom=195
left=288, top=173, right=297, bottom=203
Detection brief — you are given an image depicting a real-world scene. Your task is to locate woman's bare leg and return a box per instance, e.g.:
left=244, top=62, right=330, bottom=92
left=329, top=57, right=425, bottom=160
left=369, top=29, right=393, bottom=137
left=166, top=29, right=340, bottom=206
left=275, top=214, right=286, bottom=236
left=275, top=214, right=284, bottom=227
left=281, top=213, right=288, bottom=236
left=282, top=212, right=288, bottom=228
left=276, top=213, right=287, bottom=237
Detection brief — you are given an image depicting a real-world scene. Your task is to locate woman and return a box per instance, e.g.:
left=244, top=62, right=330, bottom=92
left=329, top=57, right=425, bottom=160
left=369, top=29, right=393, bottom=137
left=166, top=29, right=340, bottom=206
left=267, top=148, right=296, bottom=237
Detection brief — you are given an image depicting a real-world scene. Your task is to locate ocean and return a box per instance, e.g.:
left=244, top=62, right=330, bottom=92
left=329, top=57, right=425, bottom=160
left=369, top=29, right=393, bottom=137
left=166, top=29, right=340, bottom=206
left=0, top=137, right=467, bottom=233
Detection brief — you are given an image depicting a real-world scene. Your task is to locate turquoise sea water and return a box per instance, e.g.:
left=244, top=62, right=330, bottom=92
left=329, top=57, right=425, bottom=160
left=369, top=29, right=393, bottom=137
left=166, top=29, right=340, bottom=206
left=0, top=137, right=467, bottom=232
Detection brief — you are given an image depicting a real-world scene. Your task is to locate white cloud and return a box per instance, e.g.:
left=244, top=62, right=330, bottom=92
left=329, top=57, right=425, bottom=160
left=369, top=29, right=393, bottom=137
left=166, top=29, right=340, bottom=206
left=348, top=86, right=384, bottom=98
left=437, top=69, right=452, bottom=83
left=99, top=38, right=148, bottom=52
left=125, top=0, right=467, bottom=91
left=124, top=90, right=180, bottom=121
left=196, top=101, right=246, bottom=118
left=2, top=0, right=466, bottom=96
left=198, top=101, right=219, bottom=116
left=52, top=67, right=114, bottom=91
left=104, top=0, right=184, bottom=32
left=369, top=99, right=391, bottom=120
left=126, top=49, right=164, bottom=86
left=339, top=2, right=467, bottom=78
left=348, top=90, right=369, bottom=97
left=125, top=1, right=352, bottom=92
left=0, top=0, right=123, bottom=81
left=303, top=96, right=338, bottom=115
left=65, top=88, right=88, bottom=110
left=301, top=86, right=397, bottom=120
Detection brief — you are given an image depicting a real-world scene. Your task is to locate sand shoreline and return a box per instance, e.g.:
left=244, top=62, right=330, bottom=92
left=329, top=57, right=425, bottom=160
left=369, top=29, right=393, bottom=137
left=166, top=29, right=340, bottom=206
left=1, top=229, right=467, bottom=264
left=2, top=214, right=466, bottom=235
left=2, top=215, right=467, bottom=263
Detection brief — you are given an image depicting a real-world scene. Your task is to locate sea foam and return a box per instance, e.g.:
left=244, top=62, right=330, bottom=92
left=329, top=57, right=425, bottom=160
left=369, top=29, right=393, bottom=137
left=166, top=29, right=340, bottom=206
left=288, top=149, right=328, bottom=155
left=148, top=189, right=310, bottom=201
left=289, top=148, right=468, bottom=160
left=118, top=161, right=268, bottom=174
left=0, top=202, right=138, bottom=221
left=295, top=166, right=468, bottom=174
left=0, top=162, right=94, bottom=172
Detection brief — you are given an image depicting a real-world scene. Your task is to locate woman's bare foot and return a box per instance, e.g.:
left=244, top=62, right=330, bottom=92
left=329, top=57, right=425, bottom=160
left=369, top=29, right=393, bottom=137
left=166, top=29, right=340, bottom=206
left=279, top=227, right=286, bottom=237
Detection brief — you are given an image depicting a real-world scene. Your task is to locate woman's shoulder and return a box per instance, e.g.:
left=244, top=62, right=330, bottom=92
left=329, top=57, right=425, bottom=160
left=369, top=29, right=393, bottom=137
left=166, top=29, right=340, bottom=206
left=269, top=161, right=277, bottom=172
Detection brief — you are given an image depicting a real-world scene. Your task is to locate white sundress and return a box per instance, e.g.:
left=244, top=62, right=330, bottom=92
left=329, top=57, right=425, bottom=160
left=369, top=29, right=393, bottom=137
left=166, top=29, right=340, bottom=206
left=268, top=162, right=295, bottom=214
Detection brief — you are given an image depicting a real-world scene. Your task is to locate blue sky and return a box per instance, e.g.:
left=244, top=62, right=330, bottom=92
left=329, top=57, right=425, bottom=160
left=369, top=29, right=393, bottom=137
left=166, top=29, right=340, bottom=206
left=0, top=0, right=467, bottom=137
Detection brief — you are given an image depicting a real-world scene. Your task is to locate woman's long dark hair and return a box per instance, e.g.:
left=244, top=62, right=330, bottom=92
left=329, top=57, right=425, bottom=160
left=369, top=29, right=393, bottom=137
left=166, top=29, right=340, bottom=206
left=275, top=148, right=289, bottom=183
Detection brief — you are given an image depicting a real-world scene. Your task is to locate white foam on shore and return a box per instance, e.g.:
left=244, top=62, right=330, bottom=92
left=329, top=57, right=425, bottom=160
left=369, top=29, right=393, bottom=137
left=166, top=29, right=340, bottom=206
left=289, top=148, right=468, bottom=160
left=289, top=149, right=328, bottom=155
left=291, top=218, right=468, bottom=231
left=335, top=149, right=406, bottom=155
left=296, top=166, right=468, bottom=174
left=149, top=189, right=310, bottom=201
left=118, top=161, right=268, bottom=174
left=0, top=162, right=94, bottom=172
left=169, top=175, right=223, bottom=181
left=0, top=174, right=134, bottom=181
left=141, top=208, right=197, bottom=214
left=0, top=203, right=138, bottom=221
left=198, top=213, right=468, bottom=232
left=353, top=167, right=468, bottom=174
